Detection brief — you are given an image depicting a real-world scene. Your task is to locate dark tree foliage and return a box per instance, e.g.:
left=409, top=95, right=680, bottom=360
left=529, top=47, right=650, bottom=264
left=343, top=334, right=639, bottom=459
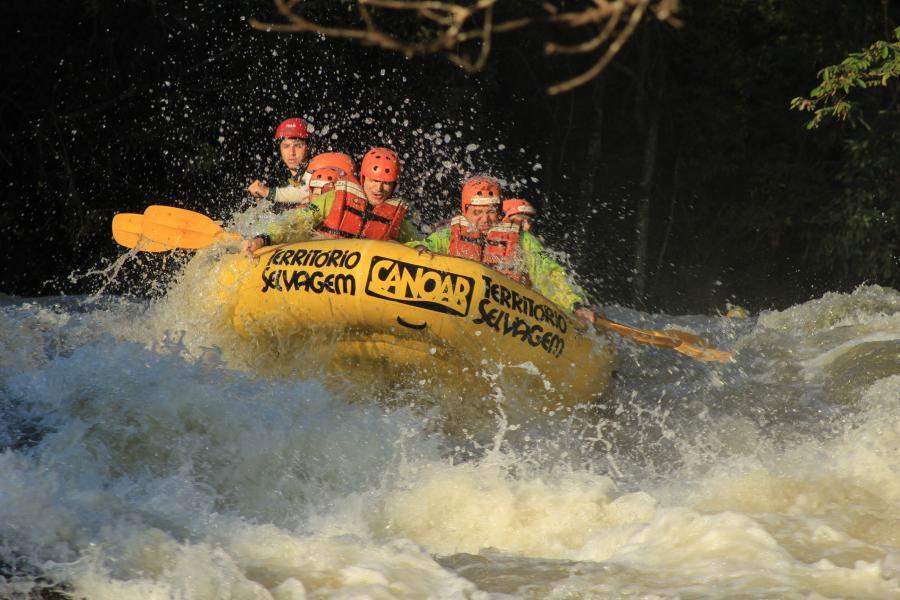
left=1, top=0, right=897, bottom=312
left=792, top=26, right=900, bottom=283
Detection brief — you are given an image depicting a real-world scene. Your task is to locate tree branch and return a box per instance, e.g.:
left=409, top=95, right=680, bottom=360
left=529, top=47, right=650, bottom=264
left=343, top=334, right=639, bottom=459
left=250, top=0, right=681, bottom=92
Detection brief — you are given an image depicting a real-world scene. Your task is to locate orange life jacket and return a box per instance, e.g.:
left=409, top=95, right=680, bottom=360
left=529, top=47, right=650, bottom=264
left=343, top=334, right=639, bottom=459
left=448, top=216, right=530, bottom=286
left=317, top=179, right=408, bottom=241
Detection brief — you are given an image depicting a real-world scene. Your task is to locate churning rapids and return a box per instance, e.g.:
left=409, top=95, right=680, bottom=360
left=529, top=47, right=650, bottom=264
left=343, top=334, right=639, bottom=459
left=1, top=270, right=899, bottom=597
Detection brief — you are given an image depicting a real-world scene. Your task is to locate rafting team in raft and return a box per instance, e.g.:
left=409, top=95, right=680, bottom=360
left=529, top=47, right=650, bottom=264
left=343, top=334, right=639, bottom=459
left=241, top=117, right=597, bottom=325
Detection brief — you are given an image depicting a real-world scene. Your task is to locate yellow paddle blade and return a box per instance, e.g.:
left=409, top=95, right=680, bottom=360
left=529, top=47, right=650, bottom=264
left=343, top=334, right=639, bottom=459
left=111, top=213, right=174, bottom=252
left=142, top=219, right=221, bottom=249
left=142, top=205, right=241, bottom=249
left=596, top=316, right=734, bottom=363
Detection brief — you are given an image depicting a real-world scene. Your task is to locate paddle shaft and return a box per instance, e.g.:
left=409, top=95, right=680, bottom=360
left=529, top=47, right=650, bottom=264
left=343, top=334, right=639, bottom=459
left=595, top=315, right=734, bottom=363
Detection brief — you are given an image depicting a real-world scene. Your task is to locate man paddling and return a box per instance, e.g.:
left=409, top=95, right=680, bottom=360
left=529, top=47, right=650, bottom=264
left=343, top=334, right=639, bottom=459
left=411, top=176, right=596, bottom=324
left=246, top=117, right=313, bottom=205
left=307, top=166, right=343, bottom=203
left=242, top=146, right=419, bottom=253
left=502, top=198, right=537, bottom=233
left=293, top=153, right=356, bottom=206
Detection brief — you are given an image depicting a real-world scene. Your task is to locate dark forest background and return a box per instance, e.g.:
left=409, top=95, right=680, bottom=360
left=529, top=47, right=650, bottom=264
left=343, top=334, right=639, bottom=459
left=2, top=0, right=898, bottom=313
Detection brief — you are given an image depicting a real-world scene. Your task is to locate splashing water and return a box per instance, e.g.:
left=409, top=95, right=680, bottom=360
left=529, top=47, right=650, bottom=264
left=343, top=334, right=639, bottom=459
left=1, top=282, right=899, bottom=598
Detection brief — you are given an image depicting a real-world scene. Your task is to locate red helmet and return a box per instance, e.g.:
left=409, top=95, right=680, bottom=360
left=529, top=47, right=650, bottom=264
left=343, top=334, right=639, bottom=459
left=307, top=152, right=355, bottom=177
left=360, top=147, right=400, bottom=183
left=461, top=177, right=502, bottom=213
left=308, top=166, right=342, bottom=192
left=274, top=118, right=310, bottom=140
left=502, top=199, right=536, bottom=220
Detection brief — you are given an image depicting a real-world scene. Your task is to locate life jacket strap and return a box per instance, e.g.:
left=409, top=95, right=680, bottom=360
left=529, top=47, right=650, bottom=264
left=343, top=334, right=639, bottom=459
left=318, top=226, right=357, bottom=239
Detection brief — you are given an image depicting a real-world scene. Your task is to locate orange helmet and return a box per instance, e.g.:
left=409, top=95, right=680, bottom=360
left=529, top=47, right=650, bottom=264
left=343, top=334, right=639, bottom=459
left=502, top=199, right=536, bottom=220
left=307, top=152, right=355, bottom=177
left=360, top=147, right=400, bottom=183
left=461, top=177, right=502, bottom=213
left=274, top=117, right=310, bottom=140
left=309, top=166, right=343, bottom=192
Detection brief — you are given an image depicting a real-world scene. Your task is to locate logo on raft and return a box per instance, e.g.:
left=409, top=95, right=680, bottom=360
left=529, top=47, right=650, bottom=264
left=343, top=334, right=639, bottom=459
left=260, top=248, right=361, bottom=295
left=473, top=275, right=567, bottom=358
left=260, top=269, right=356, bottom=295
left=265, top=247, right=362, bottom=270
left=365, top=257, right=474, bottom=316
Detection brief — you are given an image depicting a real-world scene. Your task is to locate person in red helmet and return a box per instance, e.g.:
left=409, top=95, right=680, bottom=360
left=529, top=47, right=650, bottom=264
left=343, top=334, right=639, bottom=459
left=242, top=146, right=419, bottom=253
left=410, top=176, right=596, bottom=323
left=358, top=147, right=400, bottom=204
left=307, top=166, right=342, bottom=202
left=247, top=117, right=312, bottom=205
left=502, top=198, right=536, bottom=232
left=262, top=152, right=356, bottom=207
left=306, top=152, right=355, bottom=179
left=276, top=151, right=357, bottom=207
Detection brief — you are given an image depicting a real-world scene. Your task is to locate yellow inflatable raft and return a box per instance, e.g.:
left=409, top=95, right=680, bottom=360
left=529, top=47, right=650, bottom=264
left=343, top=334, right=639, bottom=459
left=215, top=239, right=615, bottom=415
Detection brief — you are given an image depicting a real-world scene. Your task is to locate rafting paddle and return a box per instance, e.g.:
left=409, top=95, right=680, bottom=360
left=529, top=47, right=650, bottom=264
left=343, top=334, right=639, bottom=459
left=595, top=315, right=734, bottom=363
left=141, top=205, right=242, bottom=249
left=112, top=206, right=241, bottom=251
left=111, top=213, right=175, bottom=252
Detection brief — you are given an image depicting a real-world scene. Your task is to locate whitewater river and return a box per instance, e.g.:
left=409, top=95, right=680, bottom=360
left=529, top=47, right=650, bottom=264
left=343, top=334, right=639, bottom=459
left=2, top=268, right=899, bottom=598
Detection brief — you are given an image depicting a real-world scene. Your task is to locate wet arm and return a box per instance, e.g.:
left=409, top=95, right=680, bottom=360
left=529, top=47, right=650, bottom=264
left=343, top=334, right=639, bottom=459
left=263, top=192, right=331, bottom=244
left=270, top=185, right=308, bottom=204
left=521, top=232, right=587, bottom=312
left=396, top=219, right=422, bottom=244
left=406, top=227, right=450, bottom=253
